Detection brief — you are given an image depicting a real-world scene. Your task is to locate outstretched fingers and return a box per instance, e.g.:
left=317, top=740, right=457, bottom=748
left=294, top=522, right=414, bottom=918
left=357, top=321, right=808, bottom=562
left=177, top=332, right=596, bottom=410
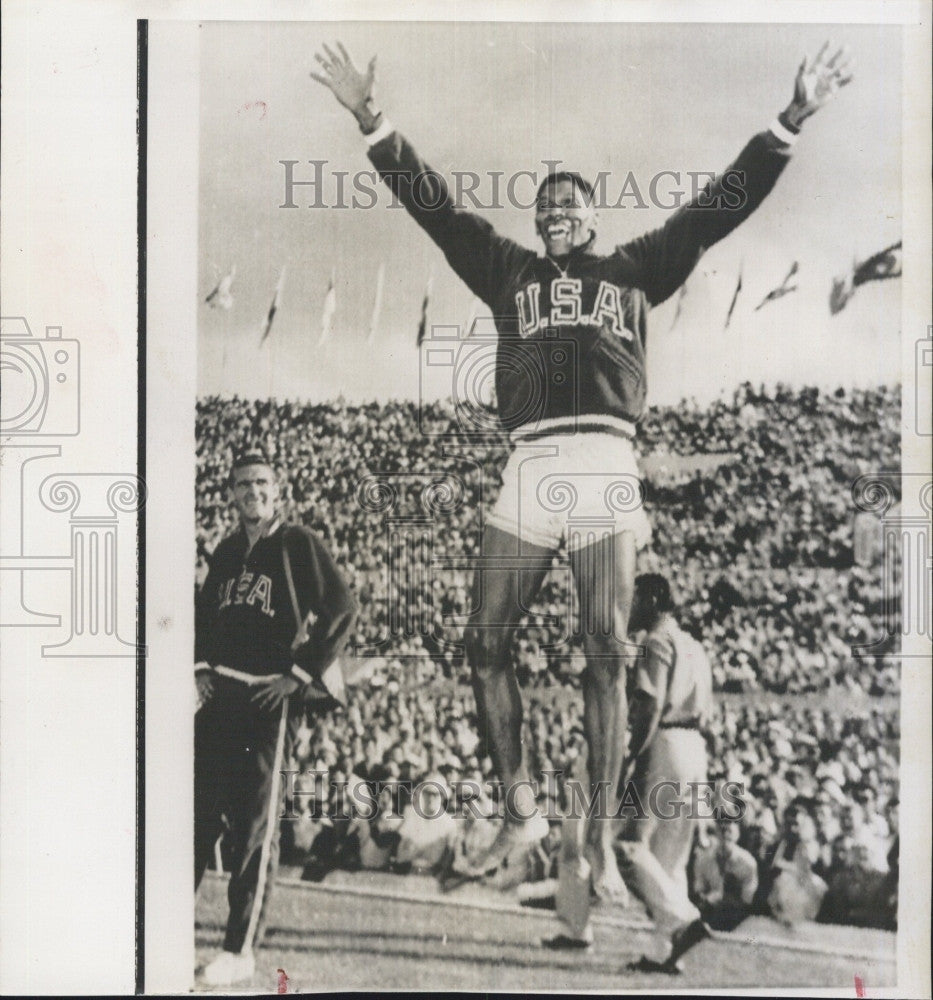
left=832, top=49, right=855, bottom=86
left=813, top=38, right=831, bottom=68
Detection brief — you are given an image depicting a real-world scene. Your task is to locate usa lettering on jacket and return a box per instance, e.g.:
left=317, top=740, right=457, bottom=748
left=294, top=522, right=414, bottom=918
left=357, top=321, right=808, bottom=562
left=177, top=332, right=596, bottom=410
left=217, top=570, right=276, bottom=617
left=515, top=277, right=635, bottom=340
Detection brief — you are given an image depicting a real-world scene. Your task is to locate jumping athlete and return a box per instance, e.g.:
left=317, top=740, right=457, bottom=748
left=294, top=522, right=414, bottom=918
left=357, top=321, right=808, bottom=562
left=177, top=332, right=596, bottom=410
left=194, top=451, right=357, bottom=986
left=311, top=39, right=852, bottom=903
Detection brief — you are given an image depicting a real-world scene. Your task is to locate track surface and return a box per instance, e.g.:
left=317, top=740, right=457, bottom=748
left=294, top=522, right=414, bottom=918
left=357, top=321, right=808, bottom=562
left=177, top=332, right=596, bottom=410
left=195, top=871, right=896, bottom=992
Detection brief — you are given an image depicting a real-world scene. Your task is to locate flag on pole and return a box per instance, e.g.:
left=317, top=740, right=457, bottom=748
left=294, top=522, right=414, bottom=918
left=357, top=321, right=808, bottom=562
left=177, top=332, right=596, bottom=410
left=724, top=265, right=743, bottom=329
left=415, top=271, right=434, bottom=347
left=854, top=240, right=902, bottom=285
left=755, top=261, right=798, bottom=311
left=205, top=264, right=236, bottom=309
left=829, top=241, right=901, bottom=315
left=829, top=271, right=855, bottom=315
left=669, top=282, right=688, bottom=331
left=318, top=269, right=337, bottom=346
left=259, top=265, right=286, bottom=344
left=367, top=262, right=385, bottom=345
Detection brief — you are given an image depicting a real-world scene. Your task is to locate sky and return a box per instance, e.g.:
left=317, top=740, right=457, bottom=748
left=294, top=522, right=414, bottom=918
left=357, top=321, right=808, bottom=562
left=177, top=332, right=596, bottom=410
left=197, top=20, right=903, bottom=406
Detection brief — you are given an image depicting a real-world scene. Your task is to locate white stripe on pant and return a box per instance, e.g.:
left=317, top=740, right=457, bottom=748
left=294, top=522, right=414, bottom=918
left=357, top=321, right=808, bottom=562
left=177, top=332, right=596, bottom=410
left=241, top=696, right=289, bottom=955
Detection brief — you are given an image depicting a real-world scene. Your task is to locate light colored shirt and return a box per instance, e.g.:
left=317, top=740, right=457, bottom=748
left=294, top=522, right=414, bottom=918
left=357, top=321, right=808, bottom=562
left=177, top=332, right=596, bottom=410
left=394, top=805, right=458, bottom=873
left=692, top=842, right=759, bottom=908
left=636, top=617, right=713, bottom=726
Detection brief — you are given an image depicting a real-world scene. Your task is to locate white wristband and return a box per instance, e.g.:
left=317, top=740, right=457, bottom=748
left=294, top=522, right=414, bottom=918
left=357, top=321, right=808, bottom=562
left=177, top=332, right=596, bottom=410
left=290, top=664, right=313, bottom=684
left=364, top=117, right=394, bottom=147
left=768, top=117, right=799, bottom=147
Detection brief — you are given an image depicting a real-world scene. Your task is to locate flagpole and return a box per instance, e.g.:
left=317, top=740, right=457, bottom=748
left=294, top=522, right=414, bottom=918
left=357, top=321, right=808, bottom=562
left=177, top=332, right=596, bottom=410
left=267, top=327, right=274, bottom=400
left=221, top=307, right=228, bottom=375
left=368, top=262, right=385, bottom=346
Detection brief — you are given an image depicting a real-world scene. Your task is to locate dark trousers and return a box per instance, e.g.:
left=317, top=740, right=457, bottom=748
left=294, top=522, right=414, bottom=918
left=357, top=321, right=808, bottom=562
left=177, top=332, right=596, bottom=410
left=195, top=675, right=300, bottom=954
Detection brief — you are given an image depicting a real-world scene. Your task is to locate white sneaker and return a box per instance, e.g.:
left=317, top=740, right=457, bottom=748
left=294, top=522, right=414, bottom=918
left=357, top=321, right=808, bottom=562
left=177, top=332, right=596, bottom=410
left=470, top=810, right=549, bottom=875
left=200, top=949, right=256, bottom=986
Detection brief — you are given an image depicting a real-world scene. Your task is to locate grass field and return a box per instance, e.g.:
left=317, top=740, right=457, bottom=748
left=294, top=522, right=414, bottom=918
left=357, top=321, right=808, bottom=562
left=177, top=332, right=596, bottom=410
left=195, top=869, right=896, bottom=993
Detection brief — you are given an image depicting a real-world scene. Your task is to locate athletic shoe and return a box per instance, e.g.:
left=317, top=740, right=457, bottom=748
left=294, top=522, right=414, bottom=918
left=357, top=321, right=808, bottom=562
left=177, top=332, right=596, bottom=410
left=666, top=918, right=712, bottom=967
left=630, top=955, right=683, bottom=975
left=541, top=932, right=593, bottom=951
left=468, top=810, right=549, bottom=875
left=200, top=949, right=256, bottom=986
left=439, top=871, right=481, bottom=893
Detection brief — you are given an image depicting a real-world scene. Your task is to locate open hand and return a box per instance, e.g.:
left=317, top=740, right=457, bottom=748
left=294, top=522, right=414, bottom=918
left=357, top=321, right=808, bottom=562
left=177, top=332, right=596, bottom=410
left=310, top=42, right=376, bottom=118
left=195, top=668, right=214, bottom=708
left=788, top=42, right=854, bottom=124
left=251, top=674, right=301, bottom=711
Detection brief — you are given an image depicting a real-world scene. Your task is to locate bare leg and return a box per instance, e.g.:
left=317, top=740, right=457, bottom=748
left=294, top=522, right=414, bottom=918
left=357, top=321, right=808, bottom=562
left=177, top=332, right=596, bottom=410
left=570, top=529, right=637, bottom=895
left=465, top=524, right=552, bottom=823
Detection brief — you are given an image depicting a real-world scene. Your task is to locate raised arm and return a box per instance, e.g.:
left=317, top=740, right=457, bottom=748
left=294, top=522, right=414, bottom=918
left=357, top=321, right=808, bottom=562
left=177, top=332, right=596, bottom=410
left=311, top=42, right=532, bottom=306
left=620, top=42, right=854, bottom=307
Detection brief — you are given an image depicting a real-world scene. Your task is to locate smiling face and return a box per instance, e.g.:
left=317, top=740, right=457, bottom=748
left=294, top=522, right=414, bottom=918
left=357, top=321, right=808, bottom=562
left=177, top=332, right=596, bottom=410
left=535, top=178, right=597, bottom=258
left=230, top=462, right=278, bottom=528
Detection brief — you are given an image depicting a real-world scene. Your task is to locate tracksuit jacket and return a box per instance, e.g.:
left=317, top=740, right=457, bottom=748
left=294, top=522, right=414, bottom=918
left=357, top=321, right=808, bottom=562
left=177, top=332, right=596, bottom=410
left=195, top=514, right=357, bottom=686
left=366, top=118, right=798, bottom=442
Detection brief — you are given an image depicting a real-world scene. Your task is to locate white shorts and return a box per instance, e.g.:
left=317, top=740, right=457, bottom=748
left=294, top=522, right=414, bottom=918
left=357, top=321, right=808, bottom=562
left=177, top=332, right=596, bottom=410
left=485, top=432, right=652, bottom=552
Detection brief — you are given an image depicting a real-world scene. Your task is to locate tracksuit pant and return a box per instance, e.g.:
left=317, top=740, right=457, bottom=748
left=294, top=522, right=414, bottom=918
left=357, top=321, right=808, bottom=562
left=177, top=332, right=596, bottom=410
left=621, top=727, right=705, bottom=960
left=195, top=673, right=300, bottom=955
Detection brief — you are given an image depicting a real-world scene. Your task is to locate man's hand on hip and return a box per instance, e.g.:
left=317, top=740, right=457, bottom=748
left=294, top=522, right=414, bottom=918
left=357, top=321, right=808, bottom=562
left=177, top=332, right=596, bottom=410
left=195, top=665, right=214, bottom=708
left=251, top=674, right=301, bottom=710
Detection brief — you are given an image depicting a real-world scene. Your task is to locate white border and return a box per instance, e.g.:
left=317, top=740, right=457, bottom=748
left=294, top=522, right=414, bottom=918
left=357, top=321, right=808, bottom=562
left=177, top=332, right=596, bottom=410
left=0, top=1, right=928, bottom=995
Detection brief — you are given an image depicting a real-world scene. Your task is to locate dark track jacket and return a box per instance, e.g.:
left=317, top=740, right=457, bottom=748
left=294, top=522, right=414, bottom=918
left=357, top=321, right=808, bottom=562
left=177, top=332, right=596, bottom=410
left=367, top=119, right=797, bottom=441
left=195, top=514, right=357, bottom=687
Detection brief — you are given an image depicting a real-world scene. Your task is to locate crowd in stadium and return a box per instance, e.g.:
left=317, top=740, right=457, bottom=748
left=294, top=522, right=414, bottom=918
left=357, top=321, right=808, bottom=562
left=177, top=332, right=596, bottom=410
left=197, top=383, right=900, bottom=929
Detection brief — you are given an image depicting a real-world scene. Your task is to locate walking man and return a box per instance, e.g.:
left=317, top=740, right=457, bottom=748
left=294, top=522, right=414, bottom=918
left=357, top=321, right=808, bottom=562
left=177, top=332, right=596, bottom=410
left=621, top=573, right=714, bottom=973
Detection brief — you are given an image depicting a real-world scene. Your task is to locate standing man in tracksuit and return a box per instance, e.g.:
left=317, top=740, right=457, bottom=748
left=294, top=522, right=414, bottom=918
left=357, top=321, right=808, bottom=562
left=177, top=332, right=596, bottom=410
left=621, top=573, right=714, bottom=974
left=310, top=39, right=852, bottom=911
left=194, top=450, right=357, bottom=987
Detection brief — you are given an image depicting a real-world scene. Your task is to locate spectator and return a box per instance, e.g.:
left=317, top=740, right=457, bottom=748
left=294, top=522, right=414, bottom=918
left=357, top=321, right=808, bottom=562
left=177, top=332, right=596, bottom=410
left=690, top=820, right=759, bottom=930
left=352, top=780, right=404, bottom=871
left=760, top=797, right=827, bottom=925
left=392, top=776, right=458, bottom=876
